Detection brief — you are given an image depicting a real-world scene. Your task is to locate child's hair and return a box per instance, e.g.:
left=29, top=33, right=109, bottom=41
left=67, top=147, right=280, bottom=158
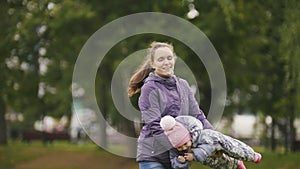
left=127, top=42, right=175, bottom=97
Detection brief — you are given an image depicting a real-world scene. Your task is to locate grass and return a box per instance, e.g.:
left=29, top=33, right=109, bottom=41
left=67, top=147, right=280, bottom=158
left=1, top=140, right=300, bottom=169
left=0, top=140, right=137, bottom=169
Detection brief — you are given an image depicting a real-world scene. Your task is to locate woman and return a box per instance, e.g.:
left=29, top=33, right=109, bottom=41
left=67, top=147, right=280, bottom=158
left=128, top=42, right=214, bottom=169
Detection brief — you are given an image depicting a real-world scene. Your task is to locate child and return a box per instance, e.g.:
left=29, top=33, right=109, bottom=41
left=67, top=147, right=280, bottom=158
left=160, top=115, right=262, bottom=169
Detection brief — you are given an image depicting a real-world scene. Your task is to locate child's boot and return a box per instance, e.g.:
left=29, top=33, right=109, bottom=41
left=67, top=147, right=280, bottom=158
left=237, top=160, right=246, bottom=169
left=253, top=152, right=262, bottom=163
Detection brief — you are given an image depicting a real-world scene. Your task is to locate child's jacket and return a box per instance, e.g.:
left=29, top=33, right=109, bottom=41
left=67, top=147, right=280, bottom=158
left=170, top=116, right=239, bottom=169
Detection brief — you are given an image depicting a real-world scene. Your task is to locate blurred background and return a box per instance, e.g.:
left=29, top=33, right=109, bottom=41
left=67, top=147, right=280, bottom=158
left=1, top=0, right=300, bottom=169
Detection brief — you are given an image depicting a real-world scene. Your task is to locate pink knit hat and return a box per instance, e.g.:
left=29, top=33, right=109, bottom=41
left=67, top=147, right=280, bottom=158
left=160, top=115, right=191, bottom=148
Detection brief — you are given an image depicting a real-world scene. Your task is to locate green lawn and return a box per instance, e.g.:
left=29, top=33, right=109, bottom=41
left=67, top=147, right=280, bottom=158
left=1, top=141, right=300, bottom=169
left=0, top=141, right=137, bottom=169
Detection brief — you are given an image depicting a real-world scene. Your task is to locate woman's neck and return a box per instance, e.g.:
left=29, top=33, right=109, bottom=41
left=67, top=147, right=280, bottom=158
left=153, top=72, right=174, bottom=79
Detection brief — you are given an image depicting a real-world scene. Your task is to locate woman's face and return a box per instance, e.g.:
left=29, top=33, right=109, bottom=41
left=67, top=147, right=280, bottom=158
left=151, top=47, right=176, bottom=78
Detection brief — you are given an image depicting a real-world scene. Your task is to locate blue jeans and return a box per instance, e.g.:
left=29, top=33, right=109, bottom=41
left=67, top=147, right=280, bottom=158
left=139, top=162, right=166, bottom=169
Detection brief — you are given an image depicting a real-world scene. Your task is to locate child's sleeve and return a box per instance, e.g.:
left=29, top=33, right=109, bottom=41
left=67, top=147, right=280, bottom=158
left=192, top=144, right=214, bottom=163
left=169, top=148, right=190, bottom=169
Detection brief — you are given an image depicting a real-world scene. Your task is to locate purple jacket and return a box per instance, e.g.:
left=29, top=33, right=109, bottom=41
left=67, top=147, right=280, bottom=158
left=136, top=73, right=213, bottom=168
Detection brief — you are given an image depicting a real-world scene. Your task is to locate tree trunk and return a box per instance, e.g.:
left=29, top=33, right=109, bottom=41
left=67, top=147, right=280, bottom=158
left=271, top=118, right=277, bottom=151
left=98, top=116, right=107, bottom=149
left=0, top=96, right=7, bottom=145
left=122, top=119, right=137, bottom=158
left=289, top=112, right=296, bottom=152
left=98, top=73, right=108, bottom=150
left=284, top=117, right=289, bottom=153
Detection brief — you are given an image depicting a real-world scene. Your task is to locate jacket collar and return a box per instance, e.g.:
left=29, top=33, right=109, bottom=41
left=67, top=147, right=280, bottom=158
left=145, top=73, right=177, bottom=89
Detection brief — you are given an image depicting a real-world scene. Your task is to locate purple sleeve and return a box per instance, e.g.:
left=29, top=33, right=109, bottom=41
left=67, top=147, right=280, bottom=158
left=185, top=81, right=214, bottom=130
left=138, top=84, right=163, bottom=135
left=193, top=145, right=214, bottom=163
left=138, top=84, right=173, bottom=150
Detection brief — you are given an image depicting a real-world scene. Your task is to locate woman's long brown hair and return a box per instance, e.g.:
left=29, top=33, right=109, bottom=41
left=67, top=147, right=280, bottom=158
left=127, top=42, right=174, bottom=97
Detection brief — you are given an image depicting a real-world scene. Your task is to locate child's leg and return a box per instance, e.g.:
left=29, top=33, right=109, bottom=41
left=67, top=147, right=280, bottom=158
left=210, top=130, right=260, bottom=162
left=202, top=154, right=239, bottom=169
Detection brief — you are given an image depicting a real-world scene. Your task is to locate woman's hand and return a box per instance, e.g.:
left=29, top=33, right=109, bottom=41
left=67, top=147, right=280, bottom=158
left=178, top=155, right=186, bottom=163
left=184, top=153, right=194, bottom=161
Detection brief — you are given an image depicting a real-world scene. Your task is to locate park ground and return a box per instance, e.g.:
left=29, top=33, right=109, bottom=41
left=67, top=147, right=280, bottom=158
left=0, top=141, right=300, bottom=169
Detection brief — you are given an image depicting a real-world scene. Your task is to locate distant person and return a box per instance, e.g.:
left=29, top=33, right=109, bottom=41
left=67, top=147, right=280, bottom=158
left=127, top=42, right=214, bottom=169
left=160, top=115, right=262, bottom=169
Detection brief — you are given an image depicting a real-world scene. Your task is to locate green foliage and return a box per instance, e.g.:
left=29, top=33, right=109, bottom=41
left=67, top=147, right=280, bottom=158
left=1, top=0, right=300, bottom=148
left=279, top=0, right=300, bottom=117
left=3, top=0, right=97, bottom=126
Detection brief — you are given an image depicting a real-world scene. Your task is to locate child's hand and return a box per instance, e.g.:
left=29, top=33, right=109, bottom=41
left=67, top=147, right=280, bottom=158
left=178, top=155, right=186, bottom=163
left=184, top=153, right=194, bottom=161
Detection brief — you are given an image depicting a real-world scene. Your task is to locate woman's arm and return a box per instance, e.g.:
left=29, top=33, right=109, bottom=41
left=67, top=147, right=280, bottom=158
left=139, top=84, right=163, bottom=135
left=182, top=80, right=214, bottom=130
left=139, top=83, right=173, bottom=151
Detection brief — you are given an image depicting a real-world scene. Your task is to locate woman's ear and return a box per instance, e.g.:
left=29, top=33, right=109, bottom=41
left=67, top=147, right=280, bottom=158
left=173, top=54, right=177, bottom=61
left=149, top=60, right=154, bottom=68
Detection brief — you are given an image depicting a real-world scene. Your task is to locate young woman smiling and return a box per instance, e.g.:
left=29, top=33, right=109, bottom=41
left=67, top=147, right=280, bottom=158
left=128, top=42, right=214, bottom=169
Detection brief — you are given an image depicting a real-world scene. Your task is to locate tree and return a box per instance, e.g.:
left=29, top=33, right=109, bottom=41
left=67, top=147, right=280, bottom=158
left=0, top=0, right=23, bottom=145
left=3, top=0, right=96, bottom=138
left=279, top=0, right=300, bottom=152
left=212, top=0, right=300, bottom=152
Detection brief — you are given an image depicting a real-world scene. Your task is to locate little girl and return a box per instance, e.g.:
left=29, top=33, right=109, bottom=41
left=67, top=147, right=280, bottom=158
left=160, top=115, right=262, bottom=169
